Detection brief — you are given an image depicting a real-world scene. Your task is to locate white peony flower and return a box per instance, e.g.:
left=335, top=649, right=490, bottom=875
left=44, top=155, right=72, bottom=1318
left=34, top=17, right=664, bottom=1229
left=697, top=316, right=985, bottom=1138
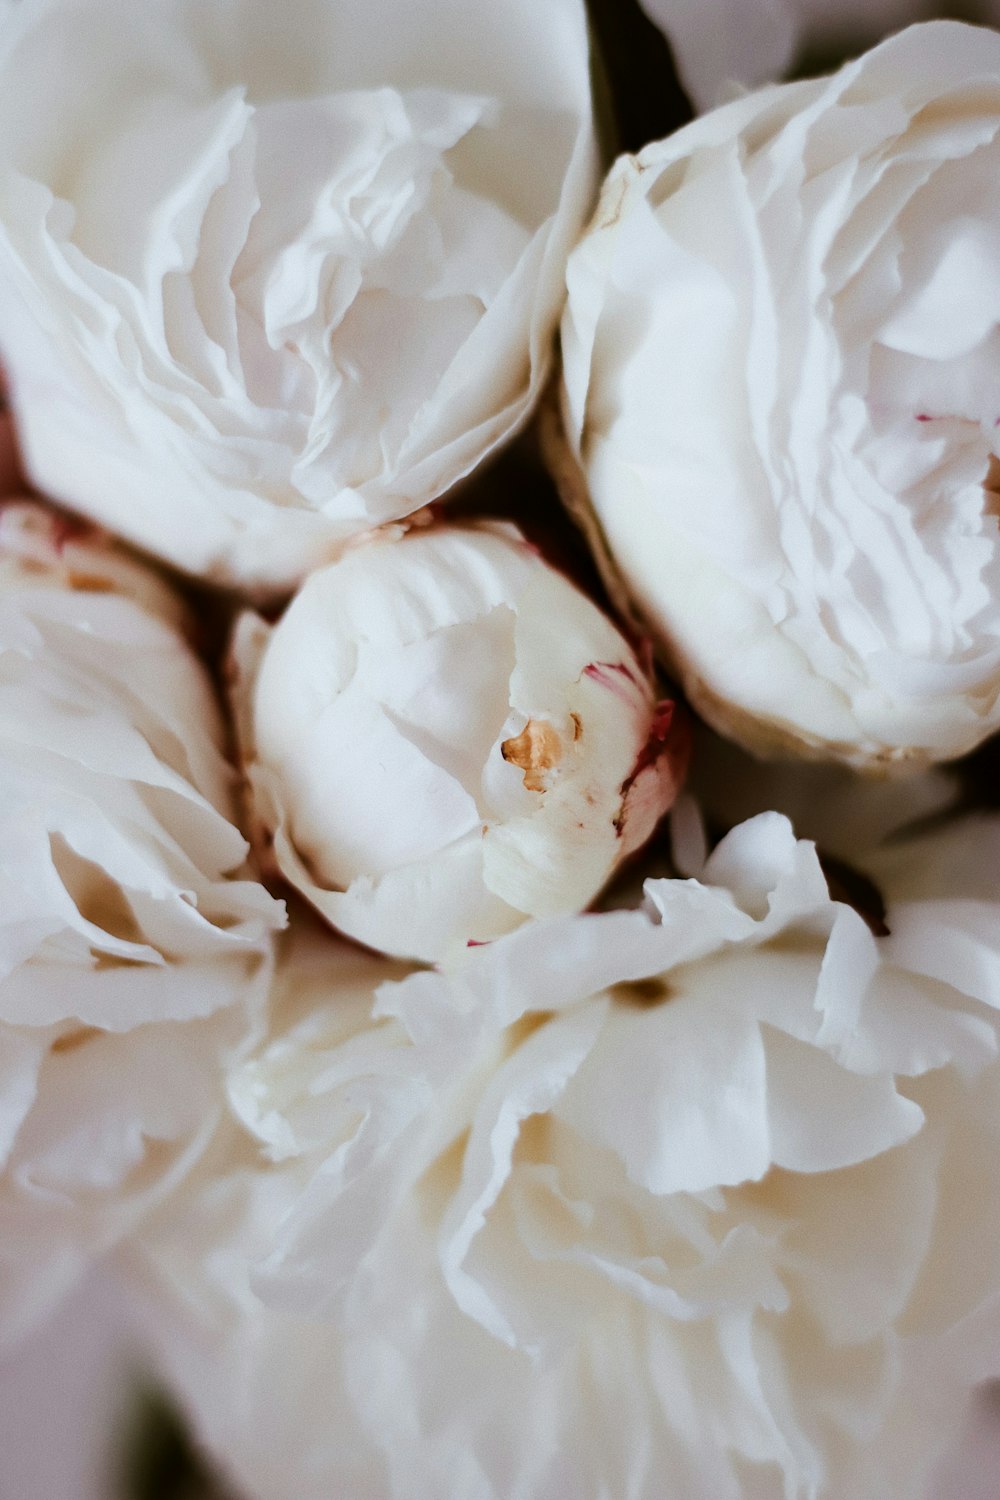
left=124, top=809, right=1000, bottom=1500
left=0, top=502, right=284, bottom=1349
left=0, top=0, right=597, bottom=592
left=231, top=520, right=687, bottom=963
left=637, top=0, right=1000, bottom=111
left=559, top=22, right=1000, bottom=771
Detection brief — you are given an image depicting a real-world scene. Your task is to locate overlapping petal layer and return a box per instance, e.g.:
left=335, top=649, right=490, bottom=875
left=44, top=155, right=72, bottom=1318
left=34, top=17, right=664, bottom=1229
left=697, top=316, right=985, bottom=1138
left=561, top=22, right=1000, bottom=768
left=0, top=0, right=597, bottom=590
left=232, top=521, right=685, bottom=962
left=126, top=808, right=1000, bottom=1499
left=0, top=503, right=283, bottom=1347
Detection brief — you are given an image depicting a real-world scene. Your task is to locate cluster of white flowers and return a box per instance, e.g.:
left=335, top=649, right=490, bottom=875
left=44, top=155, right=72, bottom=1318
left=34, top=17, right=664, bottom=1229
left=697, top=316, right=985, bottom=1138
left=0, top=4, right=999, bottom=1499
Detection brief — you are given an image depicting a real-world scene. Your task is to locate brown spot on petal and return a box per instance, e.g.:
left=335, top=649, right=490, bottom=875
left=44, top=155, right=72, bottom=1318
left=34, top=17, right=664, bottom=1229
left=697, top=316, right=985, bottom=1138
left=66, top=571, right=115, bottom=593
left=51, top=1025, right=102, bottom=1055
left=610, top=977, right=673, bottom=1008
left=984, top=454, right=1000, bottom=519
left=0, top=411, right=21, bottom=497
left=501, top=719, right=564, bottom=793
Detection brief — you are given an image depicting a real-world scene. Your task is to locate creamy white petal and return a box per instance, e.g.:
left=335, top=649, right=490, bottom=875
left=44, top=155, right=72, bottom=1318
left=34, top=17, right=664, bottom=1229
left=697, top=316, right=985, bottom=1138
left=0, top=503, right=283, bottom=1347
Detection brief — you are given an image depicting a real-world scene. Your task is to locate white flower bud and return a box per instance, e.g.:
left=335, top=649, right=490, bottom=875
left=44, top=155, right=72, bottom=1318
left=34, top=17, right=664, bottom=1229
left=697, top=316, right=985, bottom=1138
left=0, top=502, right=284, bottom=1348
left=232, top=521, right=685, bottom=962
left=0, top=0, right=597, bottom=591
left=560, top=23, right=1000, bottom=771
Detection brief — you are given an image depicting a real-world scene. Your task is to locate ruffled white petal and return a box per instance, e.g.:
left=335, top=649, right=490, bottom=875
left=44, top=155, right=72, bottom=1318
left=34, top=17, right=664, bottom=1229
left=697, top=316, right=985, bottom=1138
left=0, top=0, right=598, bottom=589
left=0, top=504, right=283, bottom=1347
left=123, top=800, right=1000, bottom=1500
left=560, top=23, right=1000, bottom=768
